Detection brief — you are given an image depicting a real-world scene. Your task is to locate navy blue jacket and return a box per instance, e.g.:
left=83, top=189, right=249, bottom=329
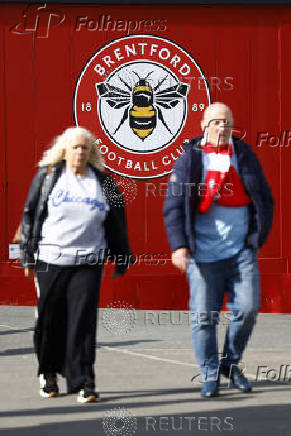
left=163, top=136, right=274, bottom=254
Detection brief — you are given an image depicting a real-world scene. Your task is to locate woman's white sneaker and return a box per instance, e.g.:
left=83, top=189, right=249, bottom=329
left=77, top=389, right=100, bottom=403
left=39, top=373, right=59, bottom=398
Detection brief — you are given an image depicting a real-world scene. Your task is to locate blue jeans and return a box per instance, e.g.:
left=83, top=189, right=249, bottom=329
left=187, top=246, right=260, bottom=382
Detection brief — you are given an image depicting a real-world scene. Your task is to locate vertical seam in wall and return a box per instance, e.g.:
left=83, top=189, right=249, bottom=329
left=214, top=22, right=218, bottom=103
left=249, top=23, right=252, bottom=172
left=278, top=22, right=283, bottom=263
left=2, top=9, right=8, bottom=262
left=32, top=31, right=38, bottom=168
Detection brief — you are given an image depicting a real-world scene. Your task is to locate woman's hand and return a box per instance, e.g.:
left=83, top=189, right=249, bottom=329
left=171, top=248, right=190, bottom=272
left=111, top=270, right=124, bottom=279
left=24, top=268, right=34, bottom=280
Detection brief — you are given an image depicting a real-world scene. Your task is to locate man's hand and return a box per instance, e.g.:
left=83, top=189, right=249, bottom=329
left=171, top=248, right=190, bottom=272
left=24, top=268, right=34, bottom=280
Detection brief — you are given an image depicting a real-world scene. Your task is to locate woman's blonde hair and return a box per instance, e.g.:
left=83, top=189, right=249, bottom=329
left=38, top=126, right=104, bottom=171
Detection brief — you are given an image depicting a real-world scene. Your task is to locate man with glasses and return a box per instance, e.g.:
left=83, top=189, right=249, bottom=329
left=163, top=102, right=274, bottom=398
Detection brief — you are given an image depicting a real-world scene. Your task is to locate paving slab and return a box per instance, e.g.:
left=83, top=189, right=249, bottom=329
left=0, top=307, right=290, bottom=436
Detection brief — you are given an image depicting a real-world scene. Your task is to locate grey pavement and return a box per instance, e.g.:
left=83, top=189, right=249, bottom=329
left=0, top=306, right=290, bottom=436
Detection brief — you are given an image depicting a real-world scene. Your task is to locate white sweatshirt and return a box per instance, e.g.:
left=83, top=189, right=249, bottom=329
left=37, top=166, right=110, bottom=265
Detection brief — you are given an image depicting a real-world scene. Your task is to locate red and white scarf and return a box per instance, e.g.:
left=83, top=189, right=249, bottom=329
left=198, top=141, right=251, bottom=214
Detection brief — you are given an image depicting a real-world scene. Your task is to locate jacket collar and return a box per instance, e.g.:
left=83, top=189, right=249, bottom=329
left=88, top=163, right=107, bottom=184
left=187, top=135, right=250, bottom=158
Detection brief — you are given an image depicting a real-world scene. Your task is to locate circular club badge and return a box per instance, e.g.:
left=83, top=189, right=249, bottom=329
left=74, top=35, right=210, bottom=179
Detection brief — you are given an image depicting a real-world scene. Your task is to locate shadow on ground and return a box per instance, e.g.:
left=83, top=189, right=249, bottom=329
left=0, top=404, right=290, bottom=436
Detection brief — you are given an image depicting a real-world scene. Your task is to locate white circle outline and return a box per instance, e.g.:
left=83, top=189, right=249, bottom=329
left=73, top=34, right=211, bottom=179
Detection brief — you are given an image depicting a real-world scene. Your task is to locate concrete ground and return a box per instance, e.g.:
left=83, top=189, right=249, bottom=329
left=0, top=306, right=290, bottom=436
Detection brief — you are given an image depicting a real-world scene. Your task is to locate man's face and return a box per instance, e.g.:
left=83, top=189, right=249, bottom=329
left=203, top=106, right=233, bottom=146
left=65, top=134, right=91, bottom=169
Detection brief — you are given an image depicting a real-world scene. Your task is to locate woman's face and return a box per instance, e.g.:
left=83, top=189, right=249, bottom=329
left=65, top=134, right=91, bottom=170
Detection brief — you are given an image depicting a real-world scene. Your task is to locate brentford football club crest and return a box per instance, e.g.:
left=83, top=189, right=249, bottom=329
left=74, top=35, right=210, bottom=178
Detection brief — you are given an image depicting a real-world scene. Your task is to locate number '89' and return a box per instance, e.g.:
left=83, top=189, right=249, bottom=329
left=192, top=104, right=205, bottom=111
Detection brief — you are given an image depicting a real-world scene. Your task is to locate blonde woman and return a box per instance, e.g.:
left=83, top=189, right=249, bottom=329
left=19, top=127, right=132, bottom=403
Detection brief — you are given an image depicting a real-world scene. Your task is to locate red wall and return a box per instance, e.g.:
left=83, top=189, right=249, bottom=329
left=1, top=3, right=291, bottom=312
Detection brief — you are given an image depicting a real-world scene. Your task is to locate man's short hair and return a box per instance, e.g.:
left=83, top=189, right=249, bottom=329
left=201, top=102, right=234, bottom=130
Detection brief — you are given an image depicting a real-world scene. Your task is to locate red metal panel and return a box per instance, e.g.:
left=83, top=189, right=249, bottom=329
left=0, top=4, right=37, bottom=304
left=0, top=11, right=7, bottom=266
left=4, top=5, right=36, bottom=236
left=279, top=21, right=291, bottom=313
left=0, top=4, right=290, bottom=312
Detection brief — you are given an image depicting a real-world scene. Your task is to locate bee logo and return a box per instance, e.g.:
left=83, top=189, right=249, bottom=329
left=96, top=70, right=188, bottom=143
left=74, top=34, right=210, bottom=178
